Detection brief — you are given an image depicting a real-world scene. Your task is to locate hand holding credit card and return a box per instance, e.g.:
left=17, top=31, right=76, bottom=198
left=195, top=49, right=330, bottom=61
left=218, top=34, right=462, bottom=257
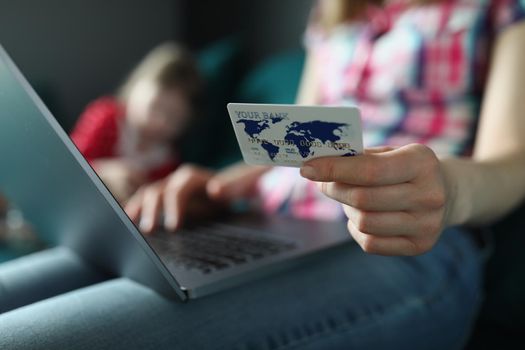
left=227, top=103, right=363, bottom=167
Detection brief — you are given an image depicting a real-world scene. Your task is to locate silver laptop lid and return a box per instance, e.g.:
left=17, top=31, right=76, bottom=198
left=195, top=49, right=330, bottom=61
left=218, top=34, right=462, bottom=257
left=0, top=45, right=185, bottom=300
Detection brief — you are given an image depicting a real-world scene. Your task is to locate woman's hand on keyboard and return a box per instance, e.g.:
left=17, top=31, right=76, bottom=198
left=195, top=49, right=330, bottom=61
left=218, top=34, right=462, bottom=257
left=124, top=163, right=270, bottom=234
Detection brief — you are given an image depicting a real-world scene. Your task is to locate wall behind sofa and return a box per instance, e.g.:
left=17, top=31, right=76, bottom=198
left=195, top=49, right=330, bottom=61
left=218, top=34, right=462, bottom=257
left=0, top=0, right=181, bottom=131
left=182, top=0, right=314, bottom=64
left=0, top=0, right=313, bottom=131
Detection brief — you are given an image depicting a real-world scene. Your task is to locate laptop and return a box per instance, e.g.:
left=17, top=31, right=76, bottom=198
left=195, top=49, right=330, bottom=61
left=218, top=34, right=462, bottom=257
left=0, top=45, right=351, bottom=301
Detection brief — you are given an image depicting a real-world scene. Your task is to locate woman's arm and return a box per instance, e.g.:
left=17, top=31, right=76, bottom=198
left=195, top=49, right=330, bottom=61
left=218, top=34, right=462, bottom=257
left=443, top=21, right=525, bottom=226
left=300, top=22, right=525, bottom=256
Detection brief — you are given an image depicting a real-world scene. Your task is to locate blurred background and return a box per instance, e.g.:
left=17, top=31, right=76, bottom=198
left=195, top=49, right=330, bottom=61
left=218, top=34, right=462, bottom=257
left=0, top=0, right=313, bottom=133
left=0, top=0, right=313, bottom=258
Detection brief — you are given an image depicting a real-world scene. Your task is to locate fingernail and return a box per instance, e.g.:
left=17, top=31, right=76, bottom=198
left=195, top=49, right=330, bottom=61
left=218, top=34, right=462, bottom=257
left=164, top=216, right=177, bottom=230
left=300, top=165, right=317, bottom=179
left=139, top=217, right=151, bottom=232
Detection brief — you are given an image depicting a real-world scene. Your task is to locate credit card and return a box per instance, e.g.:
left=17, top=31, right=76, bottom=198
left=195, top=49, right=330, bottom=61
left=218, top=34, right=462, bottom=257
left=227, top=103, right=363, bottom=167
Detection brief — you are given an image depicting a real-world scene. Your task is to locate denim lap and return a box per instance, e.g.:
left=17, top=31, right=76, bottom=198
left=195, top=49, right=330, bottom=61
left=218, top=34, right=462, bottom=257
left=0, top=227, right=483, bottom=350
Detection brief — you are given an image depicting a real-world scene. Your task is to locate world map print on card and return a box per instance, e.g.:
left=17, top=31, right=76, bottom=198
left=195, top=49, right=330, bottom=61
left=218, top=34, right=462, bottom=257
left=228, top=103, right=363, bottom=167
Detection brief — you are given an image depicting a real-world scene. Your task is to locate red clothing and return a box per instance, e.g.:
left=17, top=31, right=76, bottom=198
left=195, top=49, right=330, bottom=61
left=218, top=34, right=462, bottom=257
left=70, top=97, right=179, bottom=181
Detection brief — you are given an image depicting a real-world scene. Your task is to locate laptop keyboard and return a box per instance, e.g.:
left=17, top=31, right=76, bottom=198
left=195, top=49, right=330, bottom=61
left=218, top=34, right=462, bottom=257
left=147, top=224, right=297, bottom=274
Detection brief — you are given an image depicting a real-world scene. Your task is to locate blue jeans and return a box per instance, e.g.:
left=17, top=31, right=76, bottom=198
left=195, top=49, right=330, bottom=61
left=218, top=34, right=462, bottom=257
left=0, top=227, right=484, bottom=350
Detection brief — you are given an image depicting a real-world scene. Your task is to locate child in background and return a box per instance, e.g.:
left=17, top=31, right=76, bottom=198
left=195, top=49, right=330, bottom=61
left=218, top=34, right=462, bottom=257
left=71, top=43, right=202, bottom=203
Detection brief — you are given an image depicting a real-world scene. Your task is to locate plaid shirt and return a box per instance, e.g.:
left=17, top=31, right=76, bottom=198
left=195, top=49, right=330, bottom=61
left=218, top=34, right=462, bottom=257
left=258, top=0, right=525, bottom=220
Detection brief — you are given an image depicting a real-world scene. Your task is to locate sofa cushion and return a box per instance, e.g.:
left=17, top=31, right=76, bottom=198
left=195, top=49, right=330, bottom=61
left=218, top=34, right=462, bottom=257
left=478, top=202, right=525, bottom=328
left=235, top=49, right=305, bottom=104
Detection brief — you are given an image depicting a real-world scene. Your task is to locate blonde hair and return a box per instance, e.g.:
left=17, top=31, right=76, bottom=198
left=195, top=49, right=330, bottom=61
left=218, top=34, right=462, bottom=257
left=318, top=0, right=438, bottom=31
left=118, top=42, right=201, bottom=105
